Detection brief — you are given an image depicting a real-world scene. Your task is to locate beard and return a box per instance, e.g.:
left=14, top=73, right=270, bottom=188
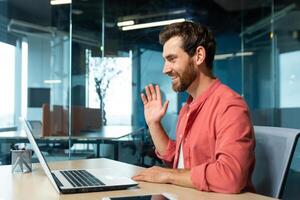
left=171, top=60, right=197, bottom=92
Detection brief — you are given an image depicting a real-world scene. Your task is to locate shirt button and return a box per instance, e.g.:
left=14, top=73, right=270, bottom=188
left=180, top=135, right=182, bottom=138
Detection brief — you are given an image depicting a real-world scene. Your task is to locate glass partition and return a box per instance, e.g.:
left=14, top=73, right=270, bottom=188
left=0, top=0, right=71, bottom=165
left=240, top=2, right=300, bottom=198
left=241, top=1, right=274, bottom=125
left=273, top=3, right=300, bottom=198
left=241, top=1, right=300, bottom=129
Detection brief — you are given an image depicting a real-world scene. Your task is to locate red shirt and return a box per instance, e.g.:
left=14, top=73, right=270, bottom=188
left=157, top=79, right=255, bottom=193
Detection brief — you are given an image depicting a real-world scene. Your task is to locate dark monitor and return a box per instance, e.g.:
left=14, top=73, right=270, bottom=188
left=28, top=88, right=50, bottom=107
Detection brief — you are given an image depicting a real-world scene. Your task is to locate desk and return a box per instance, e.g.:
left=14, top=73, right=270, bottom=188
left=0, top=158, right=277, bottom=200
left=0, top=126, right=144, bottom=160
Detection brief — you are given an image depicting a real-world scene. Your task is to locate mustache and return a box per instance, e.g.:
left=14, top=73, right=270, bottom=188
left=166, top=71, right=179, bottom=77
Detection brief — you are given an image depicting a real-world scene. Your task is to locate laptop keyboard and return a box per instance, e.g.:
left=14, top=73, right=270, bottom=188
left=60, top=170, right=105, bottom=187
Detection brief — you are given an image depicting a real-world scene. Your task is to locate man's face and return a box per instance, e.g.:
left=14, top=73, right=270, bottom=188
left=162, top=36, right=197, bottom=92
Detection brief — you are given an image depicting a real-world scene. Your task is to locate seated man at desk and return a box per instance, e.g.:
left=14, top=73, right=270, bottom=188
left=132, top=21, right=255, bottom=193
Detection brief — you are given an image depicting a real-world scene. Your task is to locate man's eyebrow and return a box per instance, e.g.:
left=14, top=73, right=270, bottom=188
left=164, top=54, right=177, bottom=60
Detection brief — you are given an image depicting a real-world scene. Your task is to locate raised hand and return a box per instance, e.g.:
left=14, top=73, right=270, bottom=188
left=141, top=84, right=169, bottom=127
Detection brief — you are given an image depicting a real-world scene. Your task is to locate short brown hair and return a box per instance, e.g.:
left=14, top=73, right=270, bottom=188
left=159, top=21, right=216, bottom=69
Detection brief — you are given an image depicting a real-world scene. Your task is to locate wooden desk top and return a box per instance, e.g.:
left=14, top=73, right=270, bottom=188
left=0, top=158, right=277, bottom=200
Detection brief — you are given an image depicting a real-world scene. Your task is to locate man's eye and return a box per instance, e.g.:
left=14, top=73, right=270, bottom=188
left=169, top=58, right=175, bottom=62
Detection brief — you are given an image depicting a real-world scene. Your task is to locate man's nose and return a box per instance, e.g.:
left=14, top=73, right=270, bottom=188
left=163, top=63, right=171, bottom=74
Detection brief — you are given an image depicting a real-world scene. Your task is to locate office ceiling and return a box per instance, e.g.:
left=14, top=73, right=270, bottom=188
left=69, top=0, right=271, bottom=51
left=3, top=0, right=300, bottom=52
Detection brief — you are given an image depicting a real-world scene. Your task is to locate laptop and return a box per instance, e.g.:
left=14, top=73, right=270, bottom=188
left=27, top=120, right=42, bottom=136
left=21, top=118, right=138, bottom=194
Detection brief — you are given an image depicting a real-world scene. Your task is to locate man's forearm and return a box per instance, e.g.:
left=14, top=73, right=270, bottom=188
left=167, top=169, right=195, bottom=188
left=148, top=122, right=170, bottom=155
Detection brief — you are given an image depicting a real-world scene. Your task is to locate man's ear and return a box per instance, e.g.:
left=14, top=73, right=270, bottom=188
left=195, top=46, right=206, bottom=65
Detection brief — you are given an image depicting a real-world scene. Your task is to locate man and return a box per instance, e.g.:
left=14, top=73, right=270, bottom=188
left=132, top=21, right=255, bottom=194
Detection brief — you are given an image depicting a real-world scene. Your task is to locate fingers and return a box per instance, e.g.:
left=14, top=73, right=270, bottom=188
left=145, top=85, right=152, bottom=101
left=145, top=84, right=157, bottom=100
left=141, top=93, right=147, bottom=105
left=141, top=84, right=160, bottom=103
left=132, top=174, right=145, bottom=181
left=132, top=168, right=154, bottom=182
left=132, top=169, right=147, bottom=181
left=132, top=167, right=166, bottom=183
left=149, top=84, right=156, bottom=100
left=155, top=85, right=161, bottom=100
left=162, top=100, right=169, bottom=114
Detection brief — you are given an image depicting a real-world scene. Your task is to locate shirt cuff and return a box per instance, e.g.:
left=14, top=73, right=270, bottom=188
left=155, top=139, right=176, bottom=163
left=190, top=164, right=209, bottom=191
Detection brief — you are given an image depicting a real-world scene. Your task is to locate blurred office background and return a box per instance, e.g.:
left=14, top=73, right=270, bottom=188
left=0, top=0, right=300, bottom=199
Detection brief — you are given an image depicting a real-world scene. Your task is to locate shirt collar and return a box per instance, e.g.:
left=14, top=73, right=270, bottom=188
left=186, top=79, right=221, bottom=110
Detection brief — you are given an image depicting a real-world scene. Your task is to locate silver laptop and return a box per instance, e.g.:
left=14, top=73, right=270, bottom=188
left=27, top=120, right=42, bottom=136
left=21, top=118, right=138, bottom=194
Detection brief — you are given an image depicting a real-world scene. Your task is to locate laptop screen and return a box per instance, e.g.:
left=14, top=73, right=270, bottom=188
left=27, top=120, right=42, bottom=136
left=21, top=118, right=60, bottom=193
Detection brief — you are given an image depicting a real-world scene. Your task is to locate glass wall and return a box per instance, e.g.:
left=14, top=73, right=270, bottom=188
left=0, top=0, right=71, bottom=164
left=240, top=2, right=300, bottom=199
left=240, top=1, right=300, bottom=129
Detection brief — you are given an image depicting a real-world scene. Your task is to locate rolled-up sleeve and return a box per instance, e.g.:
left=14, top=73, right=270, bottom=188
left=190, top=100, right=255, bottom=193
left=155, top=139, right=176, bottom=166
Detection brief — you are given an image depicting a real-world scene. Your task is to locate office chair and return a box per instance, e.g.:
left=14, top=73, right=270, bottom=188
left=253, top=126, right=300, bottom=198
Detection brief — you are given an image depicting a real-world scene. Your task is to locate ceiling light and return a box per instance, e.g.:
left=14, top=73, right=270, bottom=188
left=117, top=20, right=135, bottom=27
left=44, top=80, right=62, bottom=84
left=121, top=18, right=186, bottom=31
left=214, top=53, right=234, bottom=60
left=72, top=9, right=83, bottom=15
left=215, top=52, right=254, bottom=60
left=50, top=0, right=71, bottom=5
left=235, top=52, right=254, bottom=57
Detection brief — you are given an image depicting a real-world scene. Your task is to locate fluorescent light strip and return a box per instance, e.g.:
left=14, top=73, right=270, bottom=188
left=50, top=0, right=71, bottom=5
left=214, top=53, right=234, bottom=60
left=44, top=79, right=62, bottom=84
left=235, top=52, right=254, bottom=57
left=122, top=18, right=186, bottom=31
left=215, top=52, right=254, bottom=61
left=117, top=20, right=135, bottom=27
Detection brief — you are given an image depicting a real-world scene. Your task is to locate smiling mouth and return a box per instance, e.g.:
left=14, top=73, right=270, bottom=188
left=171, top=76, right=179, bottom=82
